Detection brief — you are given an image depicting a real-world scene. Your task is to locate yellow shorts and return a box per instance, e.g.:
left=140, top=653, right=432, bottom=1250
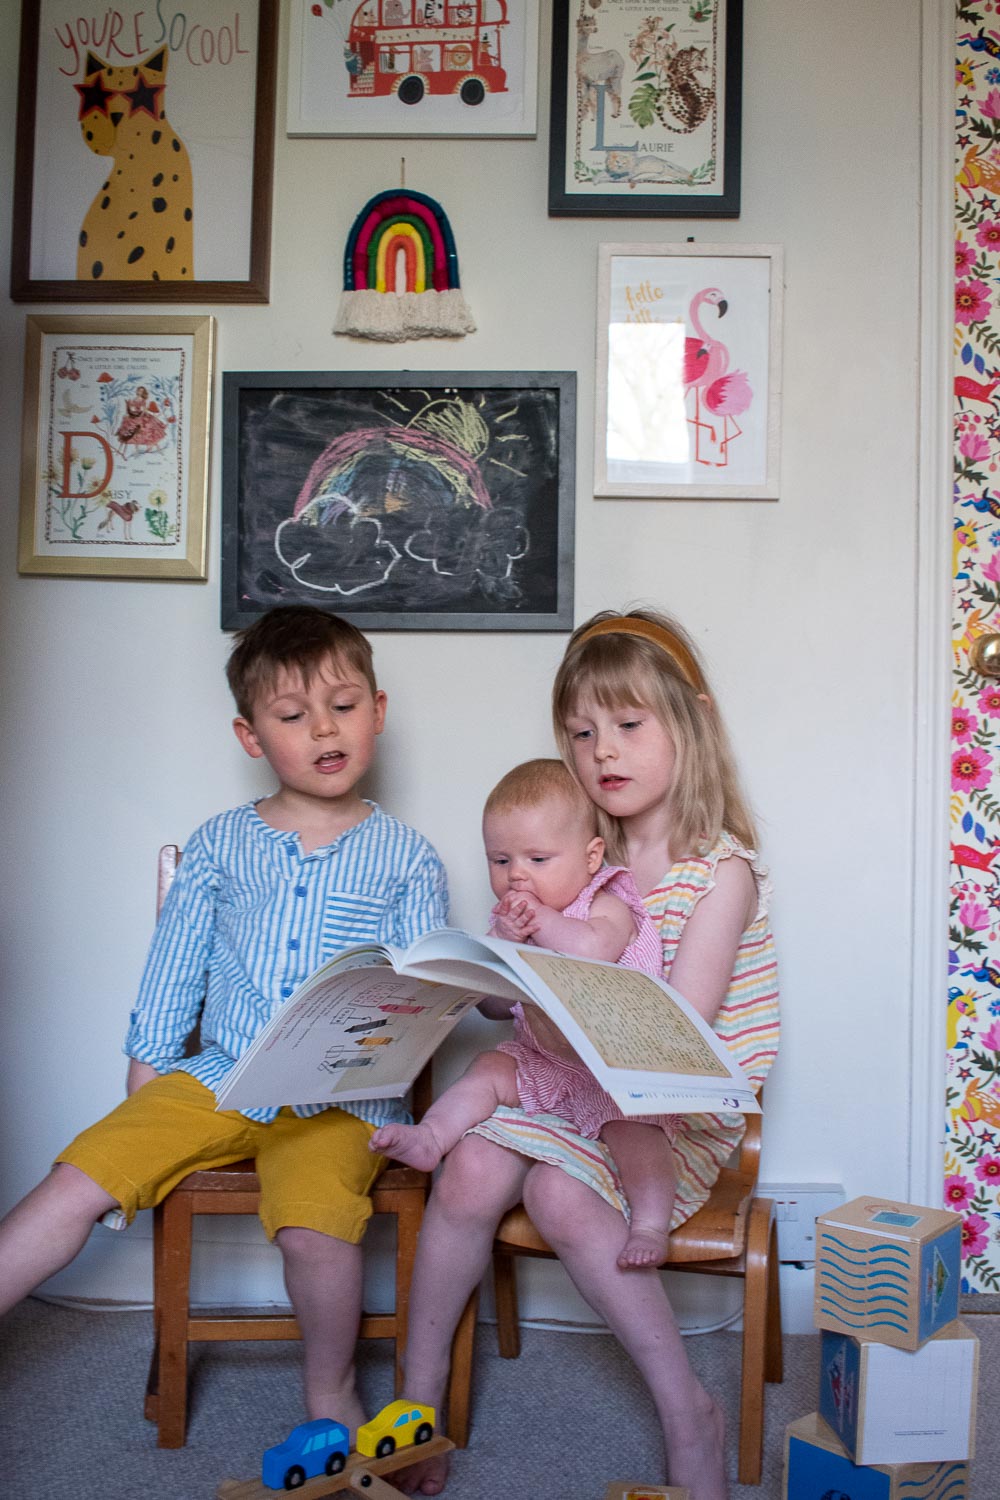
left=55, top=1071, right=386, bottom=1243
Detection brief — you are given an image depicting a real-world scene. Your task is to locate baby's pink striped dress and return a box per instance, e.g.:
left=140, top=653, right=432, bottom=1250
left=493, top=865, right=670, bottom=1140
left=472, top=834, right=780, bottom=1229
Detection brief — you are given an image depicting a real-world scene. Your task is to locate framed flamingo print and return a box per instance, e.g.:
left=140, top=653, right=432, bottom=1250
left=594, top=243, right=782, bottom=500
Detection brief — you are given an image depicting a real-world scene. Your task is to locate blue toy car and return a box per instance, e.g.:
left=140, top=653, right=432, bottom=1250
left=262, top=1418, right=350, bottom=1490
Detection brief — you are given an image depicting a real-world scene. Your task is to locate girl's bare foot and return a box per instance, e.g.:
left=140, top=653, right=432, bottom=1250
left=617, top=1221, right=670, bottom=1269
left=369, top=1122, right=444, bottom=1173
left=393, top=1449, right=450, bottom=1495
left=665, top=1395, right=728, bottom=1500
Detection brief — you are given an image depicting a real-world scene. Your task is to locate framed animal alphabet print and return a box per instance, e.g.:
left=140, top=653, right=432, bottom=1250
left=18, top=315, right=215, bottom=577
left=549, top=0, right=742, bottom=217
left=595, top=244, right=782, bottom=500
left=10, top=0, right=276, bottom=302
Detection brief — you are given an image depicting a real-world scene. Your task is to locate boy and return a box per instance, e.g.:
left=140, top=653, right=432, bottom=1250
left=0, top=606, right=449, bottom=1436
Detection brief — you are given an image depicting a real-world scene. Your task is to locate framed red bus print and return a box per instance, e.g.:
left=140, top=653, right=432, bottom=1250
left=287, top=0, right=539, bottom=137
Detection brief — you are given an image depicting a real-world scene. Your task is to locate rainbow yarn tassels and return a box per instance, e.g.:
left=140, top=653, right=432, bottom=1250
left=334, top=189, right=476, bottom=341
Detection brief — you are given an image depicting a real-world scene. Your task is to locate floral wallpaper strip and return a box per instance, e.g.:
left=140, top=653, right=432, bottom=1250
left=950, top=3, right=1000, bottom=1292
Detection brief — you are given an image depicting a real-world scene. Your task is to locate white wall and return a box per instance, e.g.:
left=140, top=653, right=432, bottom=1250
left=0, top=1, right=929, bottom=1327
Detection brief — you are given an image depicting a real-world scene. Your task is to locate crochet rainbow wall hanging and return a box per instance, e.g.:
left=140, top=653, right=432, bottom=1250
left=334, top=189, right=476, bottom=342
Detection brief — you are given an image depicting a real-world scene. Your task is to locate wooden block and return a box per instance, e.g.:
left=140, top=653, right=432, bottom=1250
left=814, top=1197, right=960, bottom=1351
left=784, top=1413, right=971, bottom=1500
left=818, top=1321, right=978, bottom=1464
left=604, top=1485, right=689, bottom=1500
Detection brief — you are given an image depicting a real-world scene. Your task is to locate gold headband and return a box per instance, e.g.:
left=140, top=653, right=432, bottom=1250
left=574, top=616, right=707, bottom=695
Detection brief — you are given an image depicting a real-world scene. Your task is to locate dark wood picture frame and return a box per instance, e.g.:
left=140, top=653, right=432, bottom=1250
left=222, top=370, right=576, bottom=632
left=548, top=0, right=742, bottom=218
left=10, top=0, right=277, bottom=303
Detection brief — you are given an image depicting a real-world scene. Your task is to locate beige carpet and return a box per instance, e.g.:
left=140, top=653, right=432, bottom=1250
left=0, top=1298, right=994, bottom=1498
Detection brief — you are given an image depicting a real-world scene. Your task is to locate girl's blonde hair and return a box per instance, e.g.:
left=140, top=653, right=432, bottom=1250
left=552, top=607, right=757, bottom=863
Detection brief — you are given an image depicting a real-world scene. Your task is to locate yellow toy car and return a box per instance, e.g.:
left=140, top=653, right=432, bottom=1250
left=356, top=1399, right=435, bottom=1458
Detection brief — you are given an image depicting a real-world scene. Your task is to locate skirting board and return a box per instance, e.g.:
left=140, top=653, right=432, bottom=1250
left=38, top=1220, right=818, bottom=1335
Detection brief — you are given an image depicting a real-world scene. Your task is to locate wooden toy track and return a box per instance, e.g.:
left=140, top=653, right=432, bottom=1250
left=218, top=1436, right=454, bottom=1500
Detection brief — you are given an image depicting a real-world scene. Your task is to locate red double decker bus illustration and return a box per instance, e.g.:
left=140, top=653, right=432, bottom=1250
left=343, top=0, right=509, bottom=106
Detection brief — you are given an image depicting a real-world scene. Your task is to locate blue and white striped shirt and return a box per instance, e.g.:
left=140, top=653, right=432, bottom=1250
left=124, top=801, right=450, bottom=1126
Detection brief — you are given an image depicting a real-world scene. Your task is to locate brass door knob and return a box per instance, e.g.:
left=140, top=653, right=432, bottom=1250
left=970, top=633, right=1000, bottom=678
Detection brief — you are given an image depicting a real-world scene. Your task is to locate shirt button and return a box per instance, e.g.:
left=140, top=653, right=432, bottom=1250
left=295, top=886, right=307, bottom=897
left=288, top=938, right=300, bottom=950
left=281, top=986, right=293, bottom=997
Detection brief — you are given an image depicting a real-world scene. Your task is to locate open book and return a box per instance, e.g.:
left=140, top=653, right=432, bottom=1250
left=213, top=928, right=759, bottom=1116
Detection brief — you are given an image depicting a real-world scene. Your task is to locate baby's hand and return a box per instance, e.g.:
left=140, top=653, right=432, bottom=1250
left=493, top=893, right=541, bottom=941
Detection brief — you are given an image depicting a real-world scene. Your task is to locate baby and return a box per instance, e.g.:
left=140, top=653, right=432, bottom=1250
left=372, top=759, right=678, bottom=1268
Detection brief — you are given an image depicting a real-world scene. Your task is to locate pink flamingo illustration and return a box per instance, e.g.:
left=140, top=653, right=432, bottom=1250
left=683, top=287, right=753, bottom=466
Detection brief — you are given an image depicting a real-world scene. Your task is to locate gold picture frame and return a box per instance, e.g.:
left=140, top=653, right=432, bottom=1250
left=18, top=314, right=215, bottom=578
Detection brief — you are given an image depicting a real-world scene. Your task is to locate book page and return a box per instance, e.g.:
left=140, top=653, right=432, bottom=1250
left=516, top=951, right=729, bottom=1077
left=403, top=928, right=526, bottom=1003
left=215, top=969, right=480, bottom=1111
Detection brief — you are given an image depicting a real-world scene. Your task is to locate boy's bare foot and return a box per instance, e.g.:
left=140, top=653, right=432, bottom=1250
left=393, top=1449, right=450, bottom=1495
left=369, top=1122, right=445, bottom=1173
left=617, top=1221, right=670, bottom=1269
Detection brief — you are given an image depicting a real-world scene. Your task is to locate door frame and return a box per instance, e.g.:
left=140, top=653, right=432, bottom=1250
left=910, top=0, right=954, bottom=1208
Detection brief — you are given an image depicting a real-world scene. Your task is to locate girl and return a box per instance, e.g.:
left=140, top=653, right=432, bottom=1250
left=371, top=758, right=676, bottom=1269
left=117, top=385, right=167, bottom=451
left=397, top=609, right=779, bottom=1500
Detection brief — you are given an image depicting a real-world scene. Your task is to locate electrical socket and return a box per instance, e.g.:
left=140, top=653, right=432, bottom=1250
left=758, top=1182, right=845, bottom=1263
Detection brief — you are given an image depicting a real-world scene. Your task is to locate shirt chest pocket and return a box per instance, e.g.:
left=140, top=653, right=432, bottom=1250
left=321, top=889, right=392, bottom=953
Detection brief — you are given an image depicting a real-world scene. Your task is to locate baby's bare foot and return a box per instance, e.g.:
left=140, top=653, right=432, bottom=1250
left=617, top=1222, right=670, bottom=1269
left=394, top=1449, right=450, bottom=1495
left=369, top=1122, right=444, bottom=1173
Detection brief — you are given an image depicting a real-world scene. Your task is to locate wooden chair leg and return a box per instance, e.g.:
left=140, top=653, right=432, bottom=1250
left=445, top=1287, right=479, bottom=1449
left=736, top=1198, right=772, bottom=1486
left=155, top=1189, right=194, bottom=1448
left=144, top=1200, right=165, bottom=1422
left=492, top=1248, right=521, bottom=1359
left=392, top=1188, right=424, bottom=1397
left=764, top=1212, right=783, bottom=1385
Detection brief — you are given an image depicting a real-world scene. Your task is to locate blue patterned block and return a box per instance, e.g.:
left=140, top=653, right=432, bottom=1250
left=814, top=1199, right=962, bottom=1350
left=785, top=1416, right=970, bottom=1500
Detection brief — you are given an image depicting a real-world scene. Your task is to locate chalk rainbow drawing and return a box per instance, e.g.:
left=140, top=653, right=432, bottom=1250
left=334, top=189, right=475, bottom=341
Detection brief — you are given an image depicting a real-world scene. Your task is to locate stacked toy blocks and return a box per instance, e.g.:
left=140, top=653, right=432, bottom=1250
left=784, top=1196, right=978, bottom=1500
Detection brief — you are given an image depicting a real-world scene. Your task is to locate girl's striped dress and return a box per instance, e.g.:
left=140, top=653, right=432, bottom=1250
left=469, top=832, right=780, bottom=1229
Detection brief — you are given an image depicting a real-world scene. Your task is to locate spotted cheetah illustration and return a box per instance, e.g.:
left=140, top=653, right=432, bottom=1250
left=75, top=47, right=193, bottom=282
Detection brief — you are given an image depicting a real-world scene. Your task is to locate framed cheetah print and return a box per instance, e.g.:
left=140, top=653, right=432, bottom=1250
left=10, top=0, right=276, bottom=302
left=548, top=0, right=742, bottom=218
left=18, top=314, right=214, bottom=577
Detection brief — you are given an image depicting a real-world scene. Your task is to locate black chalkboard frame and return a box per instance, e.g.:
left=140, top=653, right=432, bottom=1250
left=221, top=370, right=576, bottom=632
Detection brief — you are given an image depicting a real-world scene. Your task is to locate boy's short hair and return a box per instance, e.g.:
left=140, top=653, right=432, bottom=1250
left=226, top=606, right=377, bottom=720
left=484, top=759, right=597, bottom=833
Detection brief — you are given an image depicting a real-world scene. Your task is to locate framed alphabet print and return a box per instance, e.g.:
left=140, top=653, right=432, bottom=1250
left=595, top=243, right=782, bottom=499
left=10, top=0, right=276, bottom=302
left=549, top=0, right=742, bottom=217
left=18, top=315, right=215, bottom=577
left=222, top=371, right=576, bottom=630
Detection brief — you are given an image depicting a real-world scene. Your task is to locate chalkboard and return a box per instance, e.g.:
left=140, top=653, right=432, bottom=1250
left=221, top=371, right=576, bottom=630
